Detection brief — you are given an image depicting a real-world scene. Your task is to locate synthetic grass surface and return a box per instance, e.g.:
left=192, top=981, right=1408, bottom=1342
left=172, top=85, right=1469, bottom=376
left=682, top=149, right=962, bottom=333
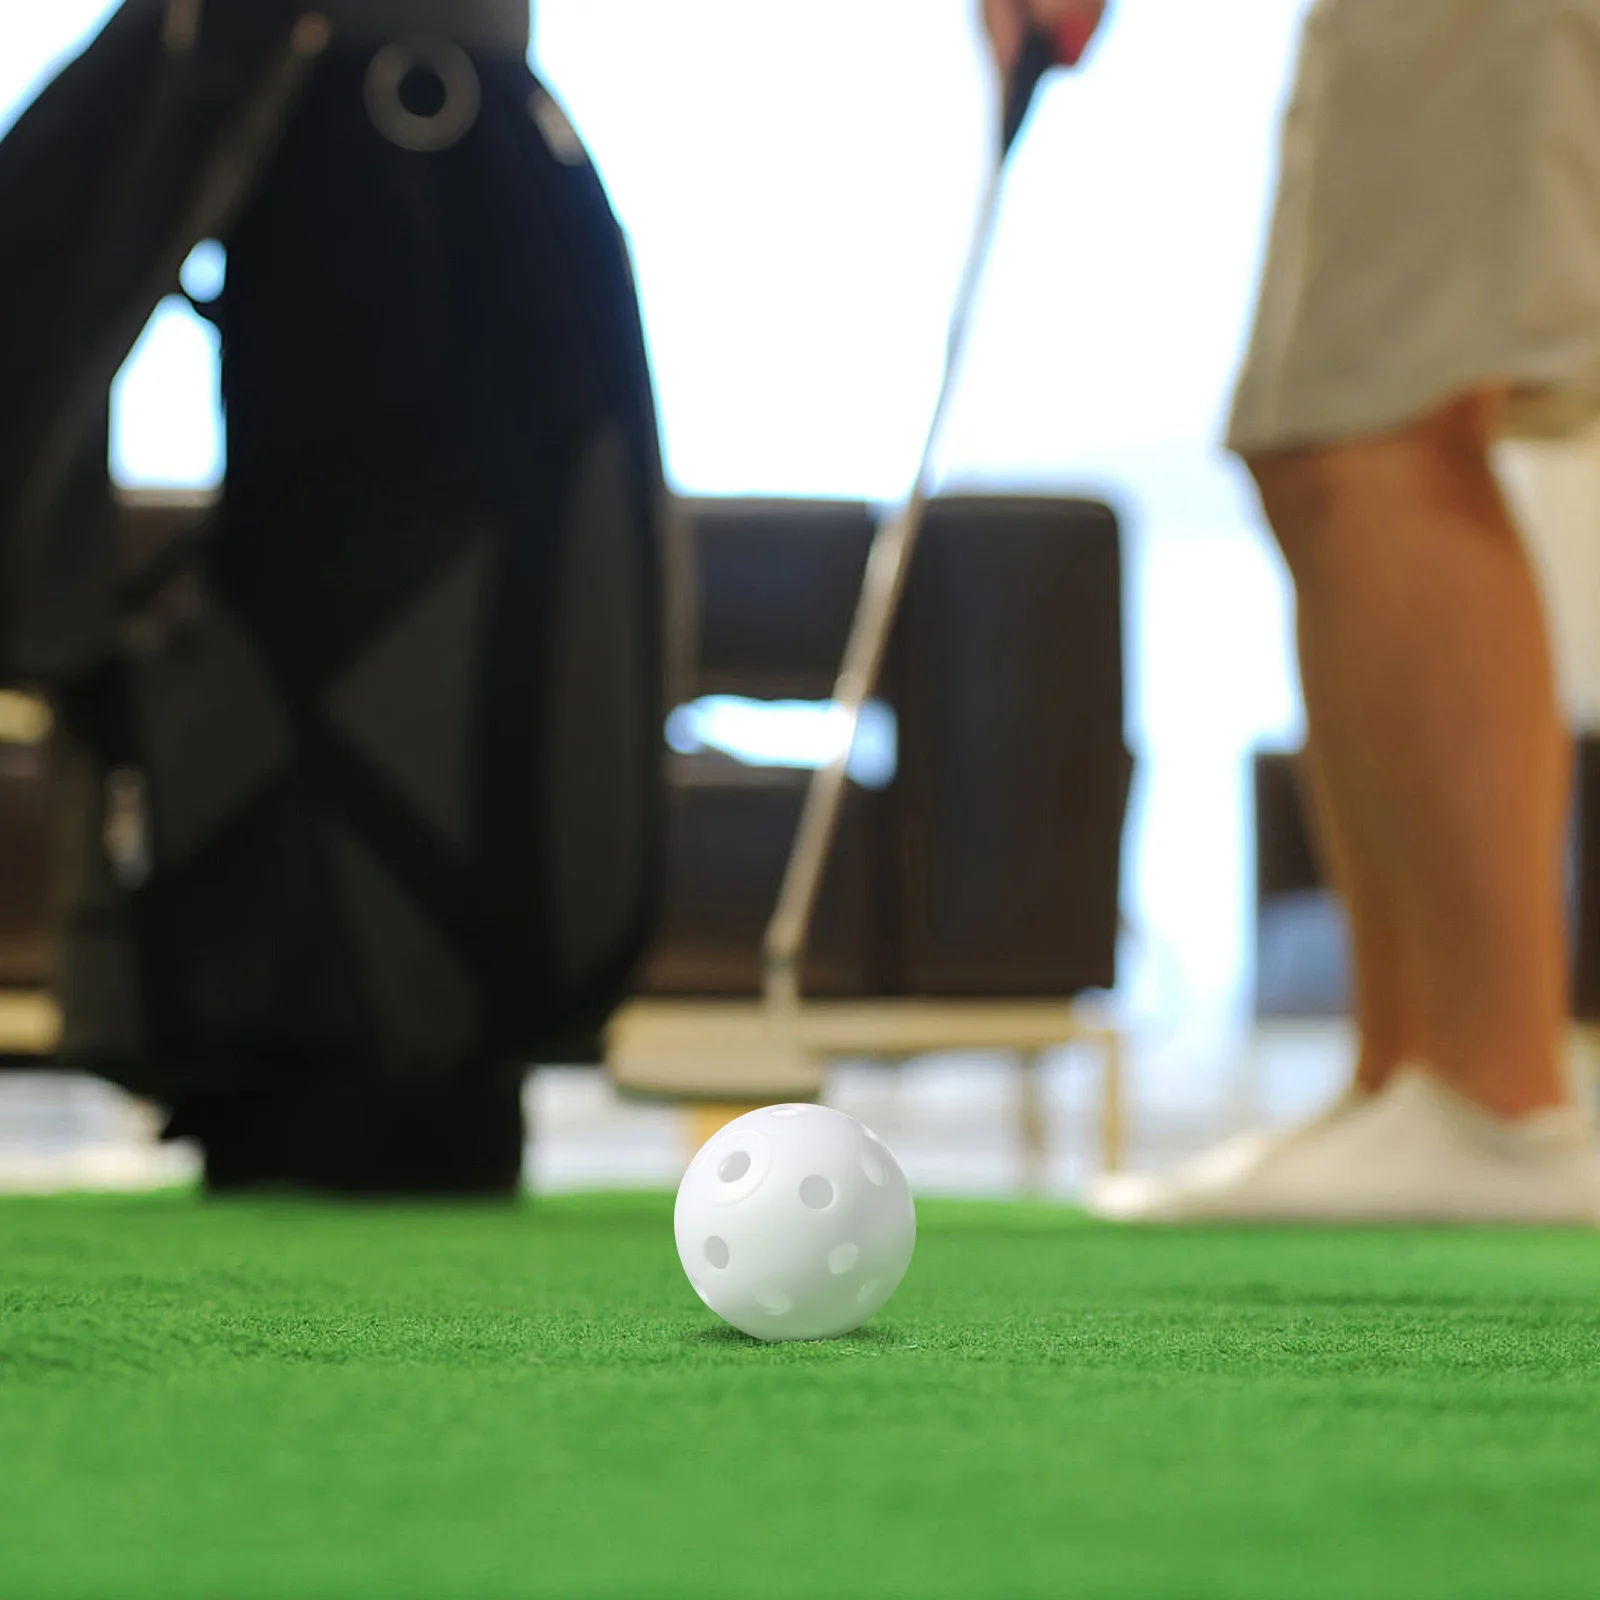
left=2, top=1193, right=1599, bottom=1599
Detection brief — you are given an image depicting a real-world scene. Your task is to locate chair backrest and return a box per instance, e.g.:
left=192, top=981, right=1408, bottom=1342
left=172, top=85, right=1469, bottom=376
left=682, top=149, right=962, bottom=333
left=686, top=498, right=875, bottom=701
left=893, top=495, right=1128, bottom=996
left=1251, top=749, right=1350, bottom=1018
left=640, top=499, right=881, bottom=997
left=641, top=494, right=1132, bottom=1000
left=1254, top=750, right=1322, bottom=902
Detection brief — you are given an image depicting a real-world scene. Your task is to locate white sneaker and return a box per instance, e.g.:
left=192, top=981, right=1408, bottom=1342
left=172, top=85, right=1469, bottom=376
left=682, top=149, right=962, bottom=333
left=1085, top=1065, right=1600, bottom=1225
left=1087, top=1085, right=1368, bottom=1220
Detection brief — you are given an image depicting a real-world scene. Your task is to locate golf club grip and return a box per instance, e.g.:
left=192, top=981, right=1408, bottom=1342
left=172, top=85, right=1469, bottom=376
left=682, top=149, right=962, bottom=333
left=1002, top=11, right=1100, bottom=156
left=1001, top=24, right=1057, bottom=154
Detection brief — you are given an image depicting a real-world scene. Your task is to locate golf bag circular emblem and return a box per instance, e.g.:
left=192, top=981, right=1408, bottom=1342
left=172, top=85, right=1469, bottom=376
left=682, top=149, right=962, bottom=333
left=365, top=38, right=481, bottom=153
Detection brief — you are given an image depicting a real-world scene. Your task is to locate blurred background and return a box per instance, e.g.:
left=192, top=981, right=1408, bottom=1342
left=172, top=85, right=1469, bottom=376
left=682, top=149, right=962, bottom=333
left=0, top=0, right=1475, bottom=1197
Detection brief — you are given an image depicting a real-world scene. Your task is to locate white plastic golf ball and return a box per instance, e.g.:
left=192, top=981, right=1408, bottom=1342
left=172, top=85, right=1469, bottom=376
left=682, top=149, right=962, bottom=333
left=674, top=1103, right=916, bottom=1342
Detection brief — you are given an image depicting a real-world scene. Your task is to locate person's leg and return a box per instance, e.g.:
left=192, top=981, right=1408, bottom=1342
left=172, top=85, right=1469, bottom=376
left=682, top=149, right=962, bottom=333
left=1247, top=389, right=1572, bottom=1119
left=1292, top=726, right=1425, bottom=1096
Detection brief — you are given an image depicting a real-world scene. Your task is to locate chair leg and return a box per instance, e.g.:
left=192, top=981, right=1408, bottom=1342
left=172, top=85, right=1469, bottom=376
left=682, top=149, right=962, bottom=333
left=1098, top=1029, right=1126, bottom=1175
left=685, top=1102, right=768, bottom=1160
left=1018, top=1050, right=1047, bottom=1198
left=1568, top=1024, right=1600, bottom=1123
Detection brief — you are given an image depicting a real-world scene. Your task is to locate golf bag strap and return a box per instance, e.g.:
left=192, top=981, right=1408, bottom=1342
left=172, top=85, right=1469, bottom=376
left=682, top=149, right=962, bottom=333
left=6, top=9, right=330, bottom=683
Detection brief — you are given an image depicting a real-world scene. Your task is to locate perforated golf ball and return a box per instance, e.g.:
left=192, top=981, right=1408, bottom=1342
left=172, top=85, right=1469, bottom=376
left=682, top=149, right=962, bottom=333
left=674, top=1103, right=916, bottom=1342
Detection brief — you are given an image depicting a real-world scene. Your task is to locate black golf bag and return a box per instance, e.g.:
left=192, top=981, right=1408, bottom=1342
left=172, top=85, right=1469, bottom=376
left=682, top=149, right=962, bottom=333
left=0, top=0, right=668, bottom=1191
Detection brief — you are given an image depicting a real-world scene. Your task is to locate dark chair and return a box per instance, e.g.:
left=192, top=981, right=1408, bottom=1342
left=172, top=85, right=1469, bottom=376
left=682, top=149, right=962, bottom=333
left=0, top=701, right=62, bottom=1064
left=1251, top=748, right=1349, bottom=1020
left=615, top=494, right=1135, bottom=1180
left=0, top=493, right=220, bottom=1073
left=0, top=731, right=52, bottom=993
left=638, top=494, right=1132, bottom=1004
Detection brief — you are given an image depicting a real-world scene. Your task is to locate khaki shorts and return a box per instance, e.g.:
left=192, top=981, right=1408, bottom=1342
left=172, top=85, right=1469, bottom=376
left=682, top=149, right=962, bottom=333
left=1228, top=0, right=1600, bottom=456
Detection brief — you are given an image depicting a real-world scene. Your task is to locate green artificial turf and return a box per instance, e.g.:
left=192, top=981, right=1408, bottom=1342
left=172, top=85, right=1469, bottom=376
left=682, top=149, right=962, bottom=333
left=3, top=1192, right=1600, bottom=1599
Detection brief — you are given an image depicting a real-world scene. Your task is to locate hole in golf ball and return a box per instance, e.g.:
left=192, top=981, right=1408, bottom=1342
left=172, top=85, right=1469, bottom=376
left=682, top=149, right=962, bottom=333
left=828, top=1242, right=859, bottom=1275
left=704, top=1235, right=730, bottom=1269
left=799, top=1175, right=834, bottom=1210
left=755, top=1287, right=792, bottom=1315
left=769, top=1105, right=806, bottom=1117
left=857, top=1277, right=881, bottom=1306
left=717, top=1150, right=751, bottom=1183
left=861, top=1153, right=886, bottom=1187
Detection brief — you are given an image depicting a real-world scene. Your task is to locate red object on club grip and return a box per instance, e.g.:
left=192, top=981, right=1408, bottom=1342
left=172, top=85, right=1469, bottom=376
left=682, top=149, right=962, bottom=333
left=1051, top=6, right=1104, bottom=67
